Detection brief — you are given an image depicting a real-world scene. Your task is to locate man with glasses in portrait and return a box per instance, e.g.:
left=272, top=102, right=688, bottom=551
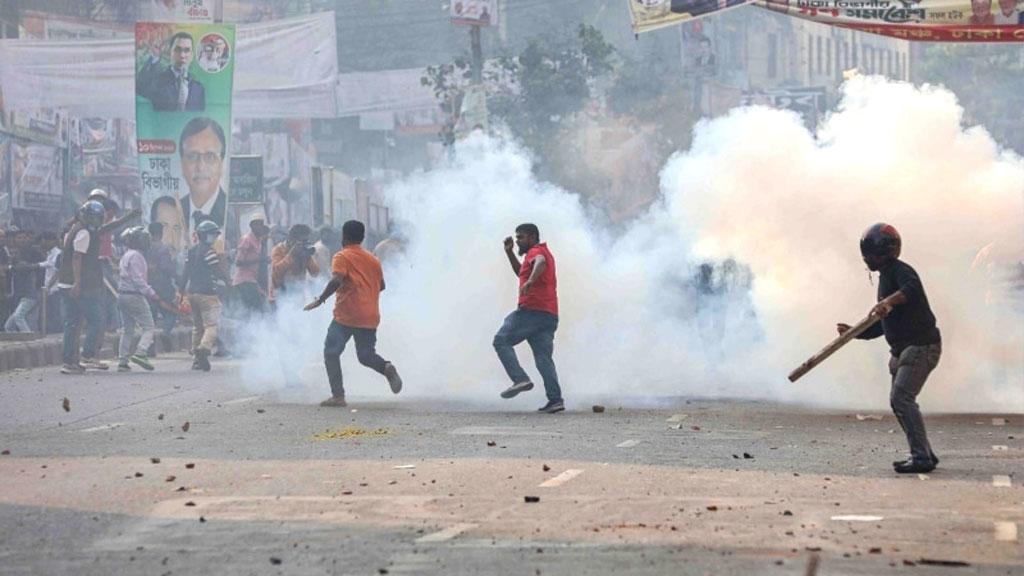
left=178, top=117, right=228, bottom=238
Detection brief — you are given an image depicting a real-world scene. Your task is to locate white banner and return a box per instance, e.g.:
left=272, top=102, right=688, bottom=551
left=0, top=12, right=338, bottom=119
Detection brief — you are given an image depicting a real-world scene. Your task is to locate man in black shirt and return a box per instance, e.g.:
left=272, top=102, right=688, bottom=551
left=181, top=220, right=227, bottom=371
left=838, top=223, right=942, bottom=474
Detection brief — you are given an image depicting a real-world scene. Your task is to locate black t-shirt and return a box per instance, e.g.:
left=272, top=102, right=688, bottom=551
left=183, top=244, right=223, bottom=296
left=858, top=259, right=941, bottom=356
left=11, top=247, right=43, bottom=300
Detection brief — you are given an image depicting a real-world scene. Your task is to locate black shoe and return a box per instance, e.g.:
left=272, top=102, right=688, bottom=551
left=500, top=381, right=533, bottom=399
left=384, top=362, right=402, bottom=394
left=893, top=458, right=936, bottom=474
left=538, top=399, right=565, bottom=414
left=892, top=453, right=939, bottom=467
left=194, top=348, right=211, bottom=372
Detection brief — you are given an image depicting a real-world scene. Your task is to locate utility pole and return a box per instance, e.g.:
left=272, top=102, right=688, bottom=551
left=470, top=24, right=483, bottom=85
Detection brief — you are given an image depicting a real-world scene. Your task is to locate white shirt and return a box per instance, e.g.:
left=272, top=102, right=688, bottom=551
left=44, top=246, right=61, bottom=294
left=192, top=189, right=219, bottom=217
left=994, top=10, right=1019, bottom=24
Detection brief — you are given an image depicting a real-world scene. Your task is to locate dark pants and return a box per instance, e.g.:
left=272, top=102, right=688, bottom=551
left=323, top=321, right=388, bottom=397
left=889, top=343, right=941, bottom=462
left=61, top=289, right=103, bottom=366
left=493, top=309, right=561, bottom=402
left=235, top=282, right=265, bottom=317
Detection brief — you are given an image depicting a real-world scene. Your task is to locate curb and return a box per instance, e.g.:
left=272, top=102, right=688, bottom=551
left=0, top=329, right=193, bottom=373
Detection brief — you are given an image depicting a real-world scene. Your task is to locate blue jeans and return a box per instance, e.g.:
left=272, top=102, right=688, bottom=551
left=5, top=296, right=38, bottom=332
left=323, top=321, right=389, bottom=397
left=493, top=309, right=561, bottom=402
left=61, top=289, right=103, bottom=365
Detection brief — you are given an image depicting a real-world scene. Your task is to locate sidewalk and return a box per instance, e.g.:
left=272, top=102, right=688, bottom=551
left=0, top=329, right=192, bottom=372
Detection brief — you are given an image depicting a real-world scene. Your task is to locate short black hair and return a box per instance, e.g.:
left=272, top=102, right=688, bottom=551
left=179, top=117, right=226, bottom=159
left=515, top=223, right=540, bottom=241
left=342, top=220, right=365, bottom=244
left=149, top=195, right=177, bottom=224
left=148, top=221, right=164, bottom=238
left=169, top=32, right=194, bottom=50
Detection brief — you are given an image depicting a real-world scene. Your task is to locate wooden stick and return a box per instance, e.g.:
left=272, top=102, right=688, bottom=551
left=788, top=314, right=879, bottom=382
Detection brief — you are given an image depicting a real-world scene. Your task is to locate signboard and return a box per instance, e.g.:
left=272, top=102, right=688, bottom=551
left=229, top=155, right=264, bottom=204
left=147, top=0, right=218, bottom=23
left=451, top=0, right=499, bottom=26
left=629, top=0, right=755, bottom=34
left=135, top=21, right=235, bottom=254
left=741, top=86, right=828, bottom=128
left=758, top=0, right=1024, bottom=42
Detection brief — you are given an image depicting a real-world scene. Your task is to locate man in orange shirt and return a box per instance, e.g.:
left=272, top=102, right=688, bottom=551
left=270, top=224, right=320, bottom=303
left=304, top=220, right=402, bottom=407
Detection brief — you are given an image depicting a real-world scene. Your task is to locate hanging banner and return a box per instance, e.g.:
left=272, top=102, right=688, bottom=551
left=758, top=0, right=1024, bottom=41
left=628, top=0, right=756, bottom=34
left=451, top=0, right=499, bottom=26
left=135, top=21, right=235, bottom=255
left=146, top=0, right=218, bottom=24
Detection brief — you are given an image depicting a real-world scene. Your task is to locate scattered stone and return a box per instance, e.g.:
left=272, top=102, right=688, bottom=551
left=181, top=421, right=190, bottom=432
left=869, top=547, right=882, bottom=554
left=157, top=414, right=164, bottom=420
left=378, top=569, right=388, bottom=575
left=486, top=441, right=497, bottom=447
left=743, top=452, right=754, bottom=459
left=184, top=501, right=196, bottom=507
left=150, top=457, right=161, bottom=464
left=691, top=426, right=701, bottom=431
left=592, top=405, right=605, bottom=413
left=62, top=397, right=70, bottom=412
left=855, top=414, right=883, bottom=421
left=706, top=505, right=718, bottom=511
left=919, top=559, right=970, bottom=567
left=1, top=450, right=9, bottom=455
left=165, top=475, right=176, bottom=482
left=782, top=510, right=793, bottom=516
left=185, top=463, right=195, bottom=469
left=175, top=486, right=188, bottom=492
left=134, top=472, right=143, bottom=478
left=198, top=516, right=206, bottom=523
left=542, top=464, right=550, bottom=472
left=257, top=409, right=265, bottom=414
left=524, top=496, right=540, bottom=503
left=312, top=427, right=389, bottom=441
left=269, top=557, right=282, bottom=565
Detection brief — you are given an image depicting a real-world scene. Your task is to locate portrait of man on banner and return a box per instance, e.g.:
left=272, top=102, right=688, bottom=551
left=135, top=21, right=234, bottom=255
left=136, top=29, right=206, bottom=112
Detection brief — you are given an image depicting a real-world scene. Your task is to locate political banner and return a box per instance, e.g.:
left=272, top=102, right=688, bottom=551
left=758, top=0, right=1024, bottom=41
left=629, top=0, right=756, bottom=34
left=147, top=0, right=218, bottom=24
left=451, top=0, right=499, bottom=26
left=135, top=22, right=235, bottom=255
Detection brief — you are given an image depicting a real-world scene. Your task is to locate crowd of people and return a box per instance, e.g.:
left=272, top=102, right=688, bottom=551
left=27, top=188, right=345, bottom=378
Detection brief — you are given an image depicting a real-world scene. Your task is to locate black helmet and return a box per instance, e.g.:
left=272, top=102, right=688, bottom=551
left=120, top=226, right=151, bottom=251
left=860, top=223, right=901, bottom=270
left=78, top=200, right=106, bottom=230
left=195, top=219, right=221, bottom=245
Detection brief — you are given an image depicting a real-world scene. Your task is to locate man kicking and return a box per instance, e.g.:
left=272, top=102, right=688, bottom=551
left=838, top=223, right=942, bottom=474
left=305, top=220, right=402, bottom=407
left=494, top=223, right=564, bottom=413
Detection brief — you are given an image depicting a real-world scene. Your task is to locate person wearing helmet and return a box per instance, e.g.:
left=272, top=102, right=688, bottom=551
left=181, top=219, right=228, bottom=371
left=116, top=227, right=178, bottom=372
left=838, top=223, right=942, bottom=474
left=56, top=201, right=107, bottom=374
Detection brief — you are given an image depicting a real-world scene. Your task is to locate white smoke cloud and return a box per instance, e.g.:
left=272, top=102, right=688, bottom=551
left=238, top=76, right=1023, bottom=412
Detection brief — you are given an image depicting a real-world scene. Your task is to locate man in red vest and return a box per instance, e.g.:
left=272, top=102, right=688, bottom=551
left=494, top=223, right=563, bottom=413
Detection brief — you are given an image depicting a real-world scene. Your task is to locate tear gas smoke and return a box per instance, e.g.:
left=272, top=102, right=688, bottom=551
left=240, top=76, right=1022, bottom=412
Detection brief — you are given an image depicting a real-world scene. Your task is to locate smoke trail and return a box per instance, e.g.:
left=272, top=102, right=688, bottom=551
left=239, top=76, right=1023, bottom=412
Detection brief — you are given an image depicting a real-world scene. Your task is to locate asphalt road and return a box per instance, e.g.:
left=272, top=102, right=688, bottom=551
left=0, top=352, right=1020, bottom=575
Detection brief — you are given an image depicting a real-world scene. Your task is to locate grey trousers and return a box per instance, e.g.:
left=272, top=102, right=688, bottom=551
left=889, top=343, right=941, bottom=462
left=117, top=293, right=155, bottom=363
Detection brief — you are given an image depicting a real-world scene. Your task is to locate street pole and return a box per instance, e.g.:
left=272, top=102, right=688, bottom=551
left=470, top=25, right=483, bottom=85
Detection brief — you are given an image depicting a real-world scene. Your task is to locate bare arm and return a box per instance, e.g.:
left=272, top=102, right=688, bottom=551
left=503, top=237, right=521, bottom=277
left=99, top=208, right=141, bottom=234
left=305, top=274, right=344, bottom=310
left=519, top=255, right=546, bottom=296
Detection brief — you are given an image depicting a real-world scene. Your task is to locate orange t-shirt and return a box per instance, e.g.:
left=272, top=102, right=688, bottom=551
left=331, top=245, right=384, bottom=329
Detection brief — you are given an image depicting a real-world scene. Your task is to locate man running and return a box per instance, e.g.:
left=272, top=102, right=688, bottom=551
left=494, top=223, right=564, bottom=413
left=304, top=220, right=402, bottom=407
